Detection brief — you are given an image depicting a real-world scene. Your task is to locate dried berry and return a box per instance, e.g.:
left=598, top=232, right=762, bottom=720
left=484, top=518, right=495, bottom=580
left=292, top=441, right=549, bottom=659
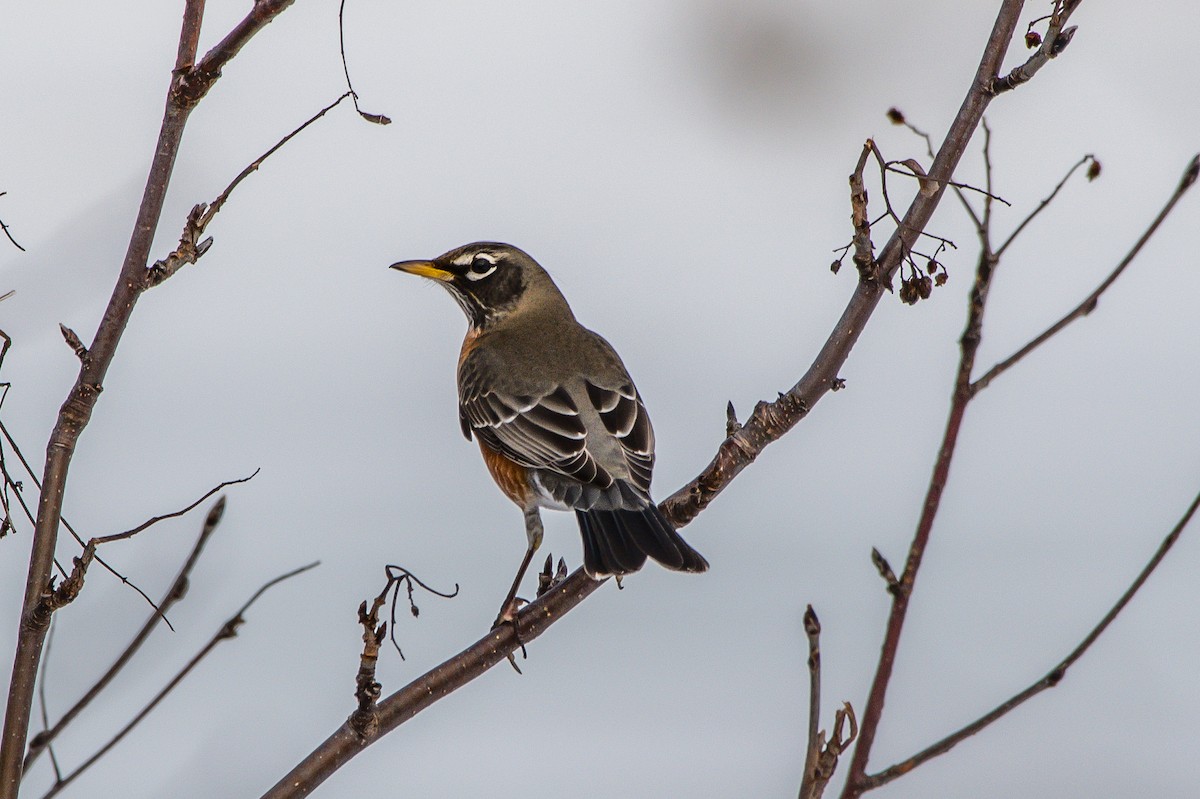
left=917, top=275, right=933, bottom=299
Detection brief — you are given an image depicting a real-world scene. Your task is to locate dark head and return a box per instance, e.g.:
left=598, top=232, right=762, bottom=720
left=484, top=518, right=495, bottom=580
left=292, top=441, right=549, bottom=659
left=390, top=242, right=568, bottom=329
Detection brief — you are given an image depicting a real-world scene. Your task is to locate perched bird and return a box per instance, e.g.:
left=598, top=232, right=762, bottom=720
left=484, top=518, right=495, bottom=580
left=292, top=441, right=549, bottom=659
left=391, top=242, right=707, bottom=623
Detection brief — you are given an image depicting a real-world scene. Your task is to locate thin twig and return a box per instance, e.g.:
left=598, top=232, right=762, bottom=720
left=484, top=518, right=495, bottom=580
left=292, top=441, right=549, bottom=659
left=972, top=154, right=1199, bottom=394
left=848, top=142, right=875, bottom=278
left=888, top=108, right=985, bottom=235
left=145, top=94, right=354, bottom=288
left=338, top=0, right=391, bottom=124
left=863, top=488, right=1200, bottom=790
left=995, top=153, right=1094, bottom=257
left=91, top=470, right=257, bottom=545
left=0, top=194, right=25, bottom=252
left=23, top=498, right=229, bottom=772
left=38, top=562, right=319, bottom=799
left=0, top=419, right=163, bottom=616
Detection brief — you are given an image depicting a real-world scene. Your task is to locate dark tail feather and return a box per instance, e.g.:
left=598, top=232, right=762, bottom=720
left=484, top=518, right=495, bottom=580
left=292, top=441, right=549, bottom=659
left=576, top=505, right=708, bottom=578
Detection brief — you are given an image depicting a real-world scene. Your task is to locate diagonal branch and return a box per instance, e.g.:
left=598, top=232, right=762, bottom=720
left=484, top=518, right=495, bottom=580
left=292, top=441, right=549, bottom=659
left=92, top=471, right=256, bottom=546
left=22, top=498, right=228, bottom=773
left=37, top=562, right=318, bottom=799
left=972, top=154, right=1199, bottom=394
left=260, top=569, right=606, bottom=798
left=180, top=0, right=300, bottom=108
left=995, top=153, right=1094, bottom=257
left=863, top=488, right=1200, bottom=790
left=145, top=93, right=355, bottom=288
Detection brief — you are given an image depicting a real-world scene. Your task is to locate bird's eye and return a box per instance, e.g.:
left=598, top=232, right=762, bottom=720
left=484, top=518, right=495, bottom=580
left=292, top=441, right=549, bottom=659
left=466, top=254, right=498, bottom=281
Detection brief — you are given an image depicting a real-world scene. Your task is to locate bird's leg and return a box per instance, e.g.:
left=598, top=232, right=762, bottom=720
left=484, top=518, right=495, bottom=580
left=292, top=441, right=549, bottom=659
left=493, top=507, right=544, bottom=631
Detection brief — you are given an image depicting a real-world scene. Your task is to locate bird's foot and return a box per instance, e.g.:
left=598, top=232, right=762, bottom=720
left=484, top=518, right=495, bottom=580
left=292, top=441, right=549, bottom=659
left=492, top=597, right=529, bottom=674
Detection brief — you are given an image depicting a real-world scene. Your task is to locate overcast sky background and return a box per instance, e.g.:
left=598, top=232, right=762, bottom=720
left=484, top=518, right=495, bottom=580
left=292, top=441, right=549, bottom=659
left=2, top=2, right=1199, bottom=797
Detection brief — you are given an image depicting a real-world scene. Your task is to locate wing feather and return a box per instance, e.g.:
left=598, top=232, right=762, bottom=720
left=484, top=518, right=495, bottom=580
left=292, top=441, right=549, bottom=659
left=459, top=351, right=612, bottom=489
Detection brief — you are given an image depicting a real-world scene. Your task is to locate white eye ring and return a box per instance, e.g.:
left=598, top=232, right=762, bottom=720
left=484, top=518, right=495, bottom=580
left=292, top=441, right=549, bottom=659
left=466, top=254, right=498, bottom=281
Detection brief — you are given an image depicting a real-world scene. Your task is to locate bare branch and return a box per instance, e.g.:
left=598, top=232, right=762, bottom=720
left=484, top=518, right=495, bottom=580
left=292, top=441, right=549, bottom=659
left=260, top=569, right=607, bottom=798
left=972, top=153, right=1199, bottom=394
left=260, top=7, right=1039, bottom=795
left=995, top=153, right=1095, bottom=256
left=863, top=488, right=1200, bottom=790
left=145, top=93, right=354, bottom=288
left=0, top=419, right=166, bottom=616
left=37, top=561, right=318, bottom=799
left=992, top=0, right=1082, bottom=94
left=23, top=499, right=228, bottom=772
left=91, top=470, right=257, bottom=546
left=180, top=0, right=300, bottom=108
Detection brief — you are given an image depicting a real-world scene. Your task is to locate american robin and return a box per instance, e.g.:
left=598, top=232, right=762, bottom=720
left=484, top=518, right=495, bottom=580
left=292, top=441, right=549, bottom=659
left=391, top=242, right=708, bottom=623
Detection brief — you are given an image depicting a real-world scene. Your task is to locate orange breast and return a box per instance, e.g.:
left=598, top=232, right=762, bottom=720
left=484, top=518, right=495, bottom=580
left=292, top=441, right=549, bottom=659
left=478, top=440, right=532, bottom=507
left=459, top=327, right=483, bottom=367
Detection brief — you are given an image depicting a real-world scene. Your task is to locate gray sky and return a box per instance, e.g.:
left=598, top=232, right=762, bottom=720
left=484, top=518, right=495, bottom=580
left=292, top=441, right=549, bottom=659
left=2, top=2, right=1199, bottom=797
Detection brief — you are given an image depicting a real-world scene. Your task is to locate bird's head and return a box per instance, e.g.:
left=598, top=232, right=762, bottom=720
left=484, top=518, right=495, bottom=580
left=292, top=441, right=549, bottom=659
left=390, top=242, right=564, bottom=328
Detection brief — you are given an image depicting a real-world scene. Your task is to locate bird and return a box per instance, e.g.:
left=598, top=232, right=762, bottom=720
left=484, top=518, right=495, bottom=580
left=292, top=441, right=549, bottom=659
left=390, top=242, right=708, bottom=625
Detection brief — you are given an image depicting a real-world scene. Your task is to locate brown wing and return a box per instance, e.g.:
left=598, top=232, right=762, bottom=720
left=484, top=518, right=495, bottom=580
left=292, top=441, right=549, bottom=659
left=458, top=349, right=613, bottom=488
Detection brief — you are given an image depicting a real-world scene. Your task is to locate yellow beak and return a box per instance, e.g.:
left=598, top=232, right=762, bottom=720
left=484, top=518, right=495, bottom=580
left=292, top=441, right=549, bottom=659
left=389, top=259, right=454, bottom=282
